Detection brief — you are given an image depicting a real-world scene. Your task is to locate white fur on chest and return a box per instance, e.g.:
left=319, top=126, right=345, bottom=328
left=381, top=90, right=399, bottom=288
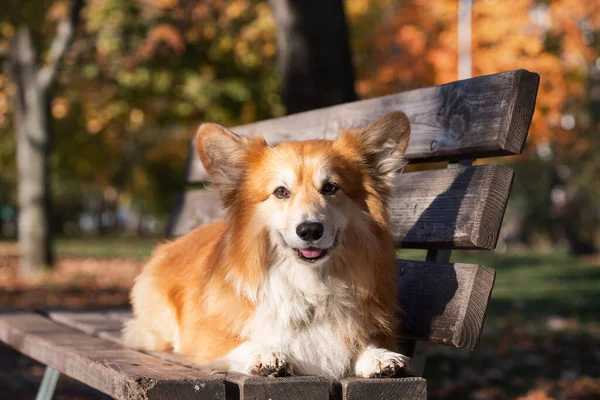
left=242, top=258, right=360, bottom=378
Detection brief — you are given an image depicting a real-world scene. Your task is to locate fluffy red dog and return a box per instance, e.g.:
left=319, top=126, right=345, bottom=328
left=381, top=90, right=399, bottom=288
left=123, top=111, right=411, bottom=379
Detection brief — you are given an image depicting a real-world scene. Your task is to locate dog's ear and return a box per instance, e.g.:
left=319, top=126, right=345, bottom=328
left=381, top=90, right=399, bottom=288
left=347, top=111, right=411, bottom=180
left=196, top=123, right=264, bottom=196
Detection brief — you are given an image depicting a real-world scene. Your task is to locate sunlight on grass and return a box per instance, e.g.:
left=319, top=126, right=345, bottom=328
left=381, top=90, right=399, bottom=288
left=56, top=237, right=161, bottom=260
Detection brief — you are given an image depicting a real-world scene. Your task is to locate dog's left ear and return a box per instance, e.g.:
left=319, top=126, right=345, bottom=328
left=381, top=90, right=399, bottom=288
left=348, top=111, right=411, bottom=180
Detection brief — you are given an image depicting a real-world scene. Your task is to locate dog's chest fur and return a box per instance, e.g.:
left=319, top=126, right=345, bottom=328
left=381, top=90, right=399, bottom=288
left=242, top=259, right=361, bottom=378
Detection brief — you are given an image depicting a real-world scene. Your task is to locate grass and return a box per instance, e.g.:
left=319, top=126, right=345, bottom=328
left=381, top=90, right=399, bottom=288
left=398, top=248, right=600, bottom=327
left=55, top=236, right=160, bottom=260
left=453, top=249, right=600, bottom=327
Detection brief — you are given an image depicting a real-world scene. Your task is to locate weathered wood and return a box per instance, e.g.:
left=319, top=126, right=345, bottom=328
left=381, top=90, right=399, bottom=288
left=186, top=69, right=539, bottom=183
left=218, top=373, right=330, bottom=400
left=0, top=310, right=225, bottom=400
left=45, top=309, right=332, bottom=400
left=397, top=260, right=496, bottom=351
left=45, top=309, right=125, bottom=344
left=169, top=165, right=514, bottom=251
left=340, top=377, right=426, bottom=400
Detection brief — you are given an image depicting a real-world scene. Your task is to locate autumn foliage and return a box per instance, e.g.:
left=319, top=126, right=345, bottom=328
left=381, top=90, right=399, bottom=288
left=351, top=0, right=600, bottom=147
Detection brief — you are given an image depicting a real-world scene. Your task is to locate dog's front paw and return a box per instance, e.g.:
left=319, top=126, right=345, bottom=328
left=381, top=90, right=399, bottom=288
left=250, top=351, right=292, bottom=377
left=355, top=347, right=410, bottom=378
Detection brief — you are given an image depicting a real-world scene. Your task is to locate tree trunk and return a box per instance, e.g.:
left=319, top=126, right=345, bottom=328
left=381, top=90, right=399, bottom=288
left=7, top=0, right=84, bottom=276
left=9, top=28, right=54, bottom=275
left=268, top=0, right=357, bottom=114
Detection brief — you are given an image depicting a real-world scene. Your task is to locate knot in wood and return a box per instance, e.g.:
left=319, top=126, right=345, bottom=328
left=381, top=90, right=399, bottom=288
left=449, top=114, right=466, bottom=140
left=430, top=140, right=438, bottom=151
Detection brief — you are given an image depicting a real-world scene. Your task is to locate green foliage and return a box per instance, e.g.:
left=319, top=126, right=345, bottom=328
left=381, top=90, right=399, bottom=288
left=0, top=0, right=284, bottom=218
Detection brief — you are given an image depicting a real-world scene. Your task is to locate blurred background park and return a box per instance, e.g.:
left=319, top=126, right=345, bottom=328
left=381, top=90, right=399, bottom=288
left=0, top=0, right=599, bottom=399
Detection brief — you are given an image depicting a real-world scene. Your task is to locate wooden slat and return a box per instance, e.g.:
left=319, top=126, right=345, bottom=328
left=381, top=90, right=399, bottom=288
left=397, top=260, right=496, bottom=351
left=45, top=310, right=332, bottom=400
left=45, top=310, right=430, bottom=399
left=217, top=373, right=330, bottom=400
left=391, top=164, right=514, bottom=249
left=0, top=310, right=225, bottom=400
left=168, top=164, right=514, bottom=250
left=186, top=69, right=539, bottom=183
left=340, top=377, right=426, bottom=400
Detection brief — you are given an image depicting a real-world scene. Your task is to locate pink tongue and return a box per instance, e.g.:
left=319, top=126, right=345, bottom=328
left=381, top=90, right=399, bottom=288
left=300, top=248, right=324, bottom=259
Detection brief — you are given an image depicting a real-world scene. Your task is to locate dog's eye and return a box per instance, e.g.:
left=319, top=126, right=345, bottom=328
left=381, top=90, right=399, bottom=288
left=273, top=186, right=290, bottom=199
left=322, top=182, right=339, bottom=195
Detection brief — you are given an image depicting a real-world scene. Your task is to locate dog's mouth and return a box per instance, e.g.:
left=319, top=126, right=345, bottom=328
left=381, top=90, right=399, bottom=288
left=293, top=247, right=329, bottom=263
left=290, top=232, right=339, bottom=264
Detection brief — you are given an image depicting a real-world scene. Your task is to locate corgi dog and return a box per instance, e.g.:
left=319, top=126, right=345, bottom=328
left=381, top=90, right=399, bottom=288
left=123, top=111, right=411, bottom=380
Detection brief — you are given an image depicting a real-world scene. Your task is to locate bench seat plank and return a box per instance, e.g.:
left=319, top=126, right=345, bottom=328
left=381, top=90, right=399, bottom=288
left=46, top=309, right=428, bottom=399
left=169, top=164, right=514, bottom=250
left=186, top=69, right=539, bottom=183
left=340, top=377, right=426, bottom=400
left=0, top=310, right=225, bottom=400
left=45, top=310, right=332, bottom=400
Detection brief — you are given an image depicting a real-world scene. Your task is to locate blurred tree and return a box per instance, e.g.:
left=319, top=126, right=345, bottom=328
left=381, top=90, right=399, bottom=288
left=4, top=0, right=84, bottom=275
left=268, top=0, right=357, bottom=113
left=71, top=0, right=281, bottom=214
left=1, top=0, right=283, bottom=239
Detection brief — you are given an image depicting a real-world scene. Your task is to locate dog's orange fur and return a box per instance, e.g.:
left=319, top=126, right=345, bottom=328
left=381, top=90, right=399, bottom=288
left=123, top=111, right=411, bottom=378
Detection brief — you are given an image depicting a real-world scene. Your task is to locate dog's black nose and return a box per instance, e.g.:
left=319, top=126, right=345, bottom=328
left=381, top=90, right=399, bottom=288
left=296, top=222, right=324, bottom=241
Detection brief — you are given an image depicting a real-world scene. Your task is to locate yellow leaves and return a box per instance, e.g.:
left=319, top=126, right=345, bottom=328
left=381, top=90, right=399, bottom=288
left=47, top=1, right=69, bottom=21
left=262, top=42, right=276, bottom=57
left=0, top=22, right=14, bottom=37
left=203, top=25, right=217, bottom=40
left=346, top=0, right=371, bottom=18
left=86, top=119, right=102, bottom=135
left=51, top=98, right=70, bottom=119
left=224, top=1, right=248, bottom=21
left=129, top=108, right=144, bottom=129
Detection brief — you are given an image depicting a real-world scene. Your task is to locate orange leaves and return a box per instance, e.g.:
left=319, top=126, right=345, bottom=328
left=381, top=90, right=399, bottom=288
left=395, top=25, right=427, bottom=56
left=517, top=390, right=556, bottom=400
left=127, top=24, right=185, bottom=69
left=350, top=0, right=599, bottom=147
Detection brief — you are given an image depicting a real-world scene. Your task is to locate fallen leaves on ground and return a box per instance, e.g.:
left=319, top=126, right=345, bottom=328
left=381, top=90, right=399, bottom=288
left=0, top=254, right=142, bottom=308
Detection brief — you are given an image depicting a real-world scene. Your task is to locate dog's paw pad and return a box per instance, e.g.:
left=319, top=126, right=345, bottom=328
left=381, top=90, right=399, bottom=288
left=355, top=349, right=409, bottom=378
left=250, top=352, right=291, bottom=377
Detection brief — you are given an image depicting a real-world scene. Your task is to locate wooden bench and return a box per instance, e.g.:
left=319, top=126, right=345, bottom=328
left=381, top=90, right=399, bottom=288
left=0, top=69, right=539, bottom=399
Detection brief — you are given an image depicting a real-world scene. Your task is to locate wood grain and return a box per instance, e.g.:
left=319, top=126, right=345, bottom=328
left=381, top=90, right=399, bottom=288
left=45, top=310, right=332, bottom=400
left=340, top=377, right=426, bottom=400
left=217, top=373, right=330, bottom=400
left=390, top=164, right=514, bottom=249
left=186, top=69, right=539, bottom=183
left=169, top=165, right=514, bottom=251
left=0, top=310, right=225, bottom=400
left=396, top=260, right=496, bottom=351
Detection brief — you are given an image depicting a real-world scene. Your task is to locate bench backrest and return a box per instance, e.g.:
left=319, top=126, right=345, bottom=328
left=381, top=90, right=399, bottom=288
left=167, top=69, right=539, bottom=370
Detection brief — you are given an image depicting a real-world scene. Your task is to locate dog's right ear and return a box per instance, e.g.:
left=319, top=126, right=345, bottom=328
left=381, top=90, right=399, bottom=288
left=196, top=123, right=260, bottom=195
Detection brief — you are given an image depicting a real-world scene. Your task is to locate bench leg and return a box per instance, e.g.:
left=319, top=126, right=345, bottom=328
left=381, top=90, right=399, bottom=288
left=35, top=367, right=60, bottom=400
